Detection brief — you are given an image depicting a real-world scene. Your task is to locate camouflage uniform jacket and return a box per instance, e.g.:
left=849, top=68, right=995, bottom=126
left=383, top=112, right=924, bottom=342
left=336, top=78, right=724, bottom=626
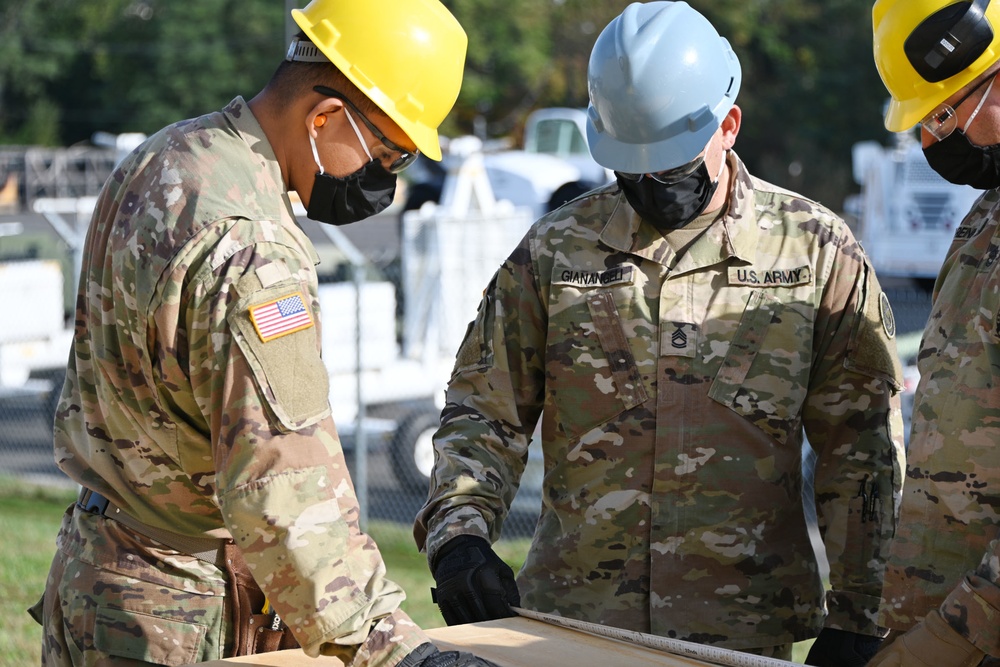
left=415, top=153, right=905, bottom=649
left=879, top=189, right=1000, bottom=641
left=52, top=97, right=428, bottom=665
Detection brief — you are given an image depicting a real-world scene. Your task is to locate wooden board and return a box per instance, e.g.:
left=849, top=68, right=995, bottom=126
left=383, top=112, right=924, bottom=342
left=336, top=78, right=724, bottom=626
left=427, top=617, right=716, bottom=666
left=189, top=617, right=717, bottom=666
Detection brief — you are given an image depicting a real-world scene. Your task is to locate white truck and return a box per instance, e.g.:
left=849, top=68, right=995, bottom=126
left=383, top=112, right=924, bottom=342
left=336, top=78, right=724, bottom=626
left=0, top=258, right=74, bottom=434
left=849, top=129, right=984, bottom=282
left=403, top=107, right=613, bottom=220
left=521, top=106, right=613, bottom=189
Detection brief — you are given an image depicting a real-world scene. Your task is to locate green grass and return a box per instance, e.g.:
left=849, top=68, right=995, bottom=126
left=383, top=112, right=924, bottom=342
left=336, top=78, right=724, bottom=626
left=0, top=479, right=76, bottom=665
left=0, top=478, right=524, bottom=664
left=0, top=480, right=813, bottom=663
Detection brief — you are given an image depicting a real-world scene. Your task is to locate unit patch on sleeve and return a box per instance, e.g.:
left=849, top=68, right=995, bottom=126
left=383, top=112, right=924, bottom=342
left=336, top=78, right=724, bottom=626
left=728, top=265, right=813, bottom=288
left=879, top=292, right=896, bottom=339
left=249, top=292, right=314, bottom=342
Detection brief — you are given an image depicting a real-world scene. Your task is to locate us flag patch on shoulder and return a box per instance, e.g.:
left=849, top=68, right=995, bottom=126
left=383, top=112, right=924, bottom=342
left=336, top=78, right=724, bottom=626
left=249, top=292, right=314, bottom=342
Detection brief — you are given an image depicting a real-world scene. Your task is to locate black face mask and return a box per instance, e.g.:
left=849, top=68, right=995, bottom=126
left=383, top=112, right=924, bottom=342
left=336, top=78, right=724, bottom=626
left=616, top=157, right=724, bottom=231
left=923, top=130, right=1000, bottom=190
left=306, top=119, right=398, bottom=226
left=306, top=158, right=396, bottom=226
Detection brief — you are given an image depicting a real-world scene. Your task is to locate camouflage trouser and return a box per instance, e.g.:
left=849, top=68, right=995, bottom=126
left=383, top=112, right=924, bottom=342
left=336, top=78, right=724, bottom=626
left=31, top=505, right=229, bottom=666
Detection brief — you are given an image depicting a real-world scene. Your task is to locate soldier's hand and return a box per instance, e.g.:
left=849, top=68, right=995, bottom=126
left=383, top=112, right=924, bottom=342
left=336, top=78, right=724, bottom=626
left=804, top=627, right=882, bottom=666
left=398, top=642, right=503, bottom=667
left=431, top=535, right=520, bottom=625
left=865, top=610, right=985, bottom=667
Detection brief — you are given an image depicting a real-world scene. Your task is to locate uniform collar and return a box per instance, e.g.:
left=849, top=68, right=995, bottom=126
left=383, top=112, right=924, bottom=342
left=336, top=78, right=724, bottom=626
left=599, top=151, right=759, bottom=270
left=219, top=96, right=319, bottom=265
left=220, top=96, right=296, bottom=221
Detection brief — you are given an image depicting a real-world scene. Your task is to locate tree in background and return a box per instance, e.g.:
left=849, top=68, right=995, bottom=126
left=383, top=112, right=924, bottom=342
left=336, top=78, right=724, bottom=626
left=696, top=0, right=892, bottom=208
left=0, top=0, right=283, bottom=146
left=446, top=0, right=891, bottom=210
left=0, top=0, right=895, bottom=213
left=0, top=0, right=116, bottom=146
left=445, top=0, right=630, bottom=139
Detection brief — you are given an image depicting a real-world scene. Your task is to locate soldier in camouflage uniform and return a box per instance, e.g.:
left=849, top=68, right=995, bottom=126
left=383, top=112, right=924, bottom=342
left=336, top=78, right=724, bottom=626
left=27, top=2, right=501, bottom=666
left=415, top=3, right=905, bottom=665
left=866, top=1, right=1000, bottom=665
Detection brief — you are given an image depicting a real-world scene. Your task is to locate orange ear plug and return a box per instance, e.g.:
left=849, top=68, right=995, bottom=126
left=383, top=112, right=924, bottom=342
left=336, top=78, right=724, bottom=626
left=314, top=115, right=327, bottom=128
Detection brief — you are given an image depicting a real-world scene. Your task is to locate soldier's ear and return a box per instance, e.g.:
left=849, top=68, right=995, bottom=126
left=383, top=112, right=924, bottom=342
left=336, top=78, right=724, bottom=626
left=306, top=98, right=343, bottom=138
left=720, top=105, right=742, bottom=149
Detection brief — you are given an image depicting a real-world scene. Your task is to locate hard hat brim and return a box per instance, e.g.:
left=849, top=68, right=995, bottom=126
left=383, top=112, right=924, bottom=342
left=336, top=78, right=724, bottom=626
left=882, top=64, right=1000, bottom=134
left=883, top=99, right=922, bottom=133
left=405, top=125, right=442, bottom=162
left=587, top=126, right=712, bottom=175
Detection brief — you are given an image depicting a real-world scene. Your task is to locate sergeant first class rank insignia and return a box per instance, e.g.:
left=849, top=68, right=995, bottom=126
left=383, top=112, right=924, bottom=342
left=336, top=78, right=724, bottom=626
left=249, top=292, right=314, bottom=342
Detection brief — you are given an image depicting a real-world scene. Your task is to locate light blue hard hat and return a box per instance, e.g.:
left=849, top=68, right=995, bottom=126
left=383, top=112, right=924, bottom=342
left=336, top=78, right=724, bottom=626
left=586, top=1, right=742, bottom=174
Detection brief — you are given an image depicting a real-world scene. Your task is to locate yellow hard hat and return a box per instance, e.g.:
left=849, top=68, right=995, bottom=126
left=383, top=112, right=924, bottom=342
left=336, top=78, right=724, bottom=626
left=291, top=0, right=467, bottom=161
left=874, top=0, right=1000, bottom=132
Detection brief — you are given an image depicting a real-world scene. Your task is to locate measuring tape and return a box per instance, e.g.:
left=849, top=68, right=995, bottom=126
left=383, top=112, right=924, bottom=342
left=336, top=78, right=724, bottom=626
left=511, top=607, right=797, bottom=667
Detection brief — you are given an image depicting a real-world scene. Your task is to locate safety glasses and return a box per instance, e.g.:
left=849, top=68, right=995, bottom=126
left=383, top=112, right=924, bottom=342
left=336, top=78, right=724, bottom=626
left=616, top=155, right=706, bottom=185
left=313, top=86, right=418, bottom=173
left=921, top=72, right=997, bottom=141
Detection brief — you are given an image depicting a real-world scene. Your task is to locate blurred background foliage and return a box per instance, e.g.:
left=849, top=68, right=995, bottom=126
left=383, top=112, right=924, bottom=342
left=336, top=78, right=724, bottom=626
left=0, top=0, right=891, bottom=209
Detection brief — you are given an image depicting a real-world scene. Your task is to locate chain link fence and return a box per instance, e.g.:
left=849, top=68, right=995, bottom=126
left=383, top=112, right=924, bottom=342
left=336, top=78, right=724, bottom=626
left=316, top=201, right=544, bottom=545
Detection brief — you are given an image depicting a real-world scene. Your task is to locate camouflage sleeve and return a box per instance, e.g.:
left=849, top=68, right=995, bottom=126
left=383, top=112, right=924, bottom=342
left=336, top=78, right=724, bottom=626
left=414, top=233, right=547, bottom=561
left=180, top=227, right=428, bottom=665
left=802, top=228, right=905, bottom=636
left=939, top=538, right=1000, bottom=655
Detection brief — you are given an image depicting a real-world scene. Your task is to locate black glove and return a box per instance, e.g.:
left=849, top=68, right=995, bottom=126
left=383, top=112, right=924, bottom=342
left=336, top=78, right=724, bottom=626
left=398, top=642, right=502, bottom=667
left=430, top=534, right=520, bottom=625
left=805, top=627, right=883, bottom=667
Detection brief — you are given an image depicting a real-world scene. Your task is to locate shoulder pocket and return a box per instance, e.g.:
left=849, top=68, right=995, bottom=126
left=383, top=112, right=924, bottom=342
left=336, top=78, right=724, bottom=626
left=709, top=290, right=809, bottom=444
left=229, top=282, right=331, bottom=430
left=708, top=290, right=775, bottom=392
left=586, top=290, right=648, bottom=410
left=544, top=287, right=648, bottom=440
left=844, top=264, right=903, bottom=391
left=453, top=271, right=498, bottom=374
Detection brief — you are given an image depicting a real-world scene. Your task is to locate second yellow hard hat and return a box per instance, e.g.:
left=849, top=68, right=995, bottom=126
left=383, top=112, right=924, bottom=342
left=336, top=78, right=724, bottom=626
left=873, top=0, right=1000, bottom=132
left=292, top=0, right=468, bottom=161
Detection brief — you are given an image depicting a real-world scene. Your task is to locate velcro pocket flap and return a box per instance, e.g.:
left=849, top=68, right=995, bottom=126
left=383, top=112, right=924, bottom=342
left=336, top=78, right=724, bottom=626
left=230, top=282, right=331, bottom=431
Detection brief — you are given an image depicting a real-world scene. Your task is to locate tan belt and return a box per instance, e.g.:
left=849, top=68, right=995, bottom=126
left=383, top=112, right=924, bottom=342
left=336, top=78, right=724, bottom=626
left=76, top=487, right=230, bottom=568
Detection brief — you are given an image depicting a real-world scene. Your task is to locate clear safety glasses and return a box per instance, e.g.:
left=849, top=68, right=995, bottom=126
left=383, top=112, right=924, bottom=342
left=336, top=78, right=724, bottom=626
left=617, top=154, right=706, bottom=185
left=313, top=86, right=419, bottom=173
left=921, top=73, right=998, bottom=141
